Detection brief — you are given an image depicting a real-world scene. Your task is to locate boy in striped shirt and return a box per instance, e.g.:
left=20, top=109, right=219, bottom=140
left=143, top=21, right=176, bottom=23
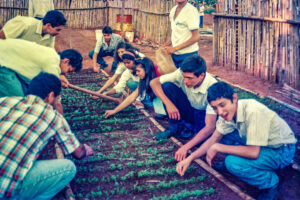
left=0, top=73, right=93, bottom=199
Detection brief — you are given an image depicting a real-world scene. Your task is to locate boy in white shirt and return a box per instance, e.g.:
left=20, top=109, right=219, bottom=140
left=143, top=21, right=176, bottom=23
left=177, top=82, right=296, bottom=200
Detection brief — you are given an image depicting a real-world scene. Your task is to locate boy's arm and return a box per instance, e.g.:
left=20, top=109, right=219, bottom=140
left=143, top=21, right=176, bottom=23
left=72, top=144, right=93, bottom=159
left=176, top=130, right=223, bottom=176
left=150, top=77, right=180, bottom=120
left=175, top=113, right=216, bottom=161
left=165, top=30, right=199, bottom=54
left=206, top=144, right=260, bottom=166
left=0, top=30, right=6, bottom=39
left=105, top=89, right=139, bottom=118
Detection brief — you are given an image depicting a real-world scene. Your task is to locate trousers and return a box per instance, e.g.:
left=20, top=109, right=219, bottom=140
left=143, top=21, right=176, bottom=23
left=13, top=159, right=76, bottom=200
left=221, top=131, right=295, bottom=189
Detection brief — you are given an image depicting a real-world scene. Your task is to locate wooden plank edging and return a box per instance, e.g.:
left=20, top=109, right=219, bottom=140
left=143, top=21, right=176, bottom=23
left=137, top=108, right=255, bottom=200
left=55, top=144, right=76, bottom=200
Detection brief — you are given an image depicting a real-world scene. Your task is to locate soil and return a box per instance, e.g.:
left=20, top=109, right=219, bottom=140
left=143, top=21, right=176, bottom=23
left=53, top=71, right=243, bottom=200
left=53, top=14, right=300, bottom=199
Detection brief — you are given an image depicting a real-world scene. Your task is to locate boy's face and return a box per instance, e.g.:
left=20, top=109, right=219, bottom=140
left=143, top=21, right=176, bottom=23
left=103, top=33, right=112, bottom=43
left=123, top=59, right=134, bottom=69
left=182, top=72, right=204, bottom=88
left=60, top=58, right=76, bottom=75
left=46, top=24, right=64, bottom=36
left=209, top=94, right=238, bottom=122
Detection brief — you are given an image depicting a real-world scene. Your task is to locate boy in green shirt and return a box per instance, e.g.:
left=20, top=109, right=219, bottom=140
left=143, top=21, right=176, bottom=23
left=0, top=10, right=66, bottom=48
left=0, top=39, right=83, bottom=114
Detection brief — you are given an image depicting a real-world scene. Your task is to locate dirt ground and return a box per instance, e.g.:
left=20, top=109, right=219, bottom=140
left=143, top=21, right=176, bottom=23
left=56, top=14, right=299, bottom=108
left=54, top=14, right=300, bottom=199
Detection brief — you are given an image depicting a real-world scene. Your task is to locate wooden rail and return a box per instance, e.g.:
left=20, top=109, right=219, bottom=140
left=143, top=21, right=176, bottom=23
left=213, top=13, right=300, bottom=25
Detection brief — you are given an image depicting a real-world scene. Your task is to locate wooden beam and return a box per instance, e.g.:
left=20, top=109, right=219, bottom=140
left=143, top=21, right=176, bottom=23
left=213, top=13, right=300, bottom=25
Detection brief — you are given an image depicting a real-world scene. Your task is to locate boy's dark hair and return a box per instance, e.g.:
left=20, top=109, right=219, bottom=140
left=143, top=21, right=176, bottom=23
left=134, top=57, right=157, bottom=101
left=121, top=49, right=140, bottom=61
left=114, top=42, right=140, bottom=63
left=102, top=26, right=113, bottom=34
left=180, top=55, right=206, bottom=77
left=207, top=82, right=234, bottom=103
left=28, top=73, right=61, bottom=99
left=43, top=10, right=66, bottom=27
left=58, top=49, right=83, bottom=72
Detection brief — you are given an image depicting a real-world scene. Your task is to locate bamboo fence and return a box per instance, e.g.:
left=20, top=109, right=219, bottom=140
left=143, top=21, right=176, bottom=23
left=0, top=0, right=176, bottom=43
left=213, top=0, right=300, bottom=89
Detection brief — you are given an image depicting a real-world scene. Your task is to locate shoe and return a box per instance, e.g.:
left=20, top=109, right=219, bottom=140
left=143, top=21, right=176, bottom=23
left=257, top=182, right=280, bottom=200
left=154, top=114, right=167, bottom=120
left=179, top=121, right=196, bottom=139
left=155, top=129, right=174, bottom=140
left=155, top=124, right=179, bottom=140
left=213, top=162, right=228, bottom=173
left=99, top=62, right=108, bottom=69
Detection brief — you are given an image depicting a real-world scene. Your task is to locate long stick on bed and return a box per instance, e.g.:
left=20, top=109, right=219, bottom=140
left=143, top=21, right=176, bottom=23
left=68, top=84, right=120, bottom=103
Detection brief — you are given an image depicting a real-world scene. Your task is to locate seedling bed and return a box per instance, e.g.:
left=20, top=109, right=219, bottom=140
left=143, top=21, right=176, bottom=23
left=58, top=70, right=243, bottom=200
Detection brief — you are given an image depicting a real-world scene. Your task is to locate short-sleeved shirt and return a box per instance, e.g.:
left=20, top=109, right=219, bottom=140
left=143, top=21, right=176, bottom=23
left=0, top=95, right=80, bottom=198
left=0, top=39, right=61, bottom=80
left=216, top=99, right=297, bottom=148
left=159, top=69, right=217, bottom=114
left=2, top=16, right=55, bottom=48
left=28, top=0, right=54, bottom=19
left=114, top=51, right=145, bottom=75
left=199, top=5, right=205, bottom=16
left=169, top=3, right=199, bottom=55
left=113, top=69, right=139, bottom=93
left=94, top=33, right=122, bottom=53
left=114, top=62, right=127, bottom=75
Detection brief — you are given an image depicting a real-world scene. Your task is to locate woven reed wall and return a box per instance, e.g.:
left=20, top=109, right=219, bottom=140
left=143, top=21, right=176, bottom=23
left=213, top=0, right=300, bottom=89
left=0, top=0, right=176, bottom=43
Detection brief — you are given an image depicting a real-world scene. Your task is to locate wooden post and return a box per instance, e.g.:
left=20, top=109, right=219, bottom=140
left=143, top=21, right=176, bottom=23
left=121, top=0, right=125, bottom=39
left=213, top=16, right=219, bottom=64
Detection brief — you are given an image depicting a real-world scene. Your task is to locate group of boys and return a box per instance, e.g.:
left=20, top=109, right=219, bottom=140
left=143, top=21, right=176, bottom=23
left=0, top=0, right=297, bottom=200
left=151, top=1, right=297, bottom=200
left=0, top=7, right=94, bottom=200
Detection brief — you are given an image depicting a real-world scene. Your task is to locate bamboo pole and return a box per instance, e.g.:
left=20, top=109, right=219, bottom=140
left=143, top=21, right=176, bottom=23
left=55, top=144, right=76, bottom=200
left=121, top=0, right=125, bottom=38
left=68, top=84, right=121, bottom=103
left=213, top=13, right=300, bottom=24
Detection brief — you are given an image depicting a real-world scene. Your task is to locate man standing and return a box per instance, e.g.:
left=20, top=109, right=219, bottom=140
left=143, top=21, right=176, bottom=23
left=164, top=0, right=199, bottom=68
left=177, top=82, right=297, bottom=200
left=89, top=26, right=122, bottom=73
left=0, top=10, right=66, bottom=48
left=150, top=55, right=217, bottom=146
left=199, top=2, right=205, bottom=28
left=0, top=73, right=93, bottom=199
left=29, top=0, right=54, bottom=20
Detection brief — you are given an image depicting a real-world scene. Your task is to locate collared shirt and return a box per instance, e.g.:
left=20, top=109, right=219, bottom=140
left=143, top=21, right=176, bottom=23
left=2, top=16, right=55, bottom=48
left=113, top=69, right=139, bottom=93
left=216, top=99, right=297, bottom=148
left=28, top=0, right=54, bottom=19
left=169, top=3, right=199, bottom=55
left=159, top=69, right=217, bottom=114
left=199, top=5, right=205, bottom=16
left=0, top=39, right=61, bottom=80
left=94, top=33, right=122, bottom=53
left=0, top=95, right=80, bottom=198
left=114, top=52, right=145, bottom=75
left=114, top=62, right=127, bottom=75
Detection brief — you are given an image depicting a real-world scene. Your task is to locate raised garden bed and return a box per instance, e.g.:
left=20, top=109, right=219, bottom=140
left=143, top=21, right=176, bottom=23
left=55, top=70, right=243, bottom=200
left=50, top=70, right=300, bottom=200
